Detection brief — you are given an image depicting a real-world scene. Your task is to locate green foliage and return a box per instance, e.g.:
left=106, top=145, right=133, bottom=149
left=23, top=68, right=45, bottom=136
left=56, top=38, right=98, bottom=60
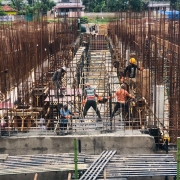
left=88, top=16, right=116, bottom=24
left=80, top=16, right=88, bottom=24
left=129, top=0, right=143, bottom=11
left=38, top=0, right=55, bottom=14
left=0, top=7, right=6, bottom=16
left=25, top=5, right=34, bottom=15
left=82, top=0, right=145, bottom=12
left=9, top=0, right=55, bottom=15
left=10, top=0, right=24, bottom=11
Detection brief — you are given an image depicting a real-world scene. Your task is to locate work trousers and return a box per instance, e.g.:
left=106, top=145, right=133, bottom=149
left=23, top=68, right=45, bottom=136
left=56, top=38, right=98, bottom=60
left=53, top=81, right=63, bottom=98
left=129, top=78, right=136, bottom=94
left=111, top=102, right=129, bottom=119
left=53, top=81, right=60, bottom=98
left=83, top=100, right=101, bottom=119
left=60, top=119, right=68, bottom=130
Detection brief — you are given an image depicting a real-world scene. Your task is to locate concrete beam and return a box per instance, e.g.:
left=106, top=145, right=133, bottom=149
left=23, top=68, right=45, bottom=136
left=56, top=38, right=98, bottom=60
left=0, top=134, right=156, bottom=156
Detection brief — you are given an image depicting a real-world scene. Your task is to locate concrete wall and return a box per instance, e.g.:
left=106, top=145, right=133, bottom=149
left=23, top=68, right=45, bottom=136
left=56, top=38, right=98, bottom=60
left=0, top=134, right=156, bottom=156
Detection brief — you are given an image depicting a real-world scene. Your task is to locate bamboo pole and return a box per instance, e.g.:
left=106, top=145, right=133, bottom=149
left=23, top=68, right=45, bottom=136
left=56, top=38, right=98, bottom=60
left=34, top=173, right=38, bottom=180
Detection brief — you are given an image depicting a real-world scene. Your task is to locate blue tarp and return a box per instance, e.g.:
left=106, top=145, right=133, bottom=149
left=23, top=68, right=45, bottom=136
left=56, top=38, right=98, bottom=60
left=158, top=10, right=180, bottom=19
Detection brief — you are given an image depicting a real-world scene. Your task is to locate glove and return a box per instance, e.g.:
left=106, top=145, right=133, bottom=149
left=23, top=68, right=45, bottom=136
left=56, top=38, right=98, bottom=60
left=82, top=100, right=86, bottom=106
left=98, top=96, right=103, bottom=101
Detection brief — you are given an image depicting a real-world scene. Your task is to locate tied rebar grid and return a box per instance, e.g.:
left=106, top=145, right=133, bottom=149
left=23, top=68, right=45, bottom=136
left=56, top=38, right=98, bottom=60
left=0, top=16, right=79, bottom=130
left=1, top=7, right=180, bottom=144
left=108, top=9, right=180, bottom=145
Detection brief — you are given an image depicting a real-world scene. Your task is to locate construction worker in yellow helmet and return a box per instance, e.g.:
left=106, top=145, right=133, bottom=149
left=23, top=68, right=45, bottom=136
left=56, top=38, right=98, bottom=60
left=120, top=57, right=144, bottom=94
left=120, top=58, right=143, bottom=82
left=129, top=58, right=136, bottom=65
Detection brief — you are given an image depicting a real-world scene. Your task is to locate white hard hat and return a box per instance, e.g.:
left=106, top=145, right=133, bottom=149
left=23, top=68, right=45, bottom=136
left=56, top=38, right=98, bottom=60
left=62, top=66, right=66, bottom=71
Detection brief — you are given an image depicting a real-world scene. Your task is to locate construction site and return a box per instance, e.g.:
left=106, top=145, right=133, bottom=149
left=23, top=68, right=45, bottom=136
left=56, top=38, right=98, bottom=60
left=0, top=7, right=180, bottom=180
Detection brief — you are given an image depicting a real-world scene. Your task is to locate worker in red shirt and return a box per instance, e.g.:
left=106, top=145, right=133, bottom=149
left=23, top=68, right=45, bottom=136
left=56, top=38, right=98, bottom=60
left=109, top=84, right=134, bottom=120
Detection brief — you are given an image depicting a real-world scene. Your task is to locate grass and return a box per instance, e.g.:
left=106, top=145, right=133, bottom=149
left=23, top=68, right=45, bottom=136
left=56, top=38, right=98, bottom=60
left=87, top=16, right=118, bottom=24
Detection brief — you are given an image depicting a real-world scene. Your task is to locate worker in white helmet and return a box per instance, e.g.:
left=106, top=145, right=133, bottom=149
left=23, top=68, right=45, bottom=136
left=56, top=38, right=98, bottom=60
left=52, top=66, right=67, bottom=98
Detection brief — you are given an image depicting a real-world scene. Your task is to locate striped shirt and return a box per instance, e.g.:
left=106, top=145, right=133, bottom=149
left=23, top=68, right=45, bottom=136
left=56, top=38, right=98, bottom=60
left=84, top=87, right=96, bottom=100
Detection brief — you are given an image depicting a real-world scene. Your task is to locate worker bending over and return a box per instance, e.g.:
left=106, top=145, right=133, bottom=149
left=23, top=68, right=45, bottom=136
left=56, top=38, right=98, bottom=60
left=82, top=83, right=102, bottom=121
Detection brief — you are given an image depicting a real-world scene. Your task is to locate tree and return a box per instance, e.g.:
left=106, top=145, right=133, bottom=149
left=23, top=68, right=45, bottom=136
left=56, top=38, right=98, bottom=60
left=0, top=7, right=6, bottom=16
left=10, top=0, right=24, bottom=11
left=129, top=0, right=143, bottom=11
left=33, top=0, right=55, bottom=14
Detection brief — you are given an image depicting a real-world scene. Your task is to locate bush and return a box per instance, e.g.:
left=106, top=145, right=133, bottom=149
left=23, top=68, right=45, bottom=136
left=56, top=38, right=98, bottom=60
left=80, top=16, right=88, bottom=24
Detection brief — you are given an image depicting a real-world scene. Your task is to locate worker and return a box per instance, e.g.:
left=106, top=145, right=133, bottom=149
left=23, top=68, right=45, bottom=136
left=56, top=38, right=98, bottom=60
left=59, top=104, right=75, bottom=132
left=109, top=84, right=134, bottom=120
left=52, top=66, right=67, bottom=98
left=120, top=58, right=143, bottom=93
left=38, top=114, right=46, bottom=130
left=82, top=83, right=102, bottom=121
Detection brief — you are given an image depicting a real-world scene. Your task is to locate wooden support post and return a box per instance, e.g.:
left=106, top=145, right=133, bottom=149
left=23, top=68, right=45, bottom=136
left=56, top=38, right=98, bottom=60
left=103, top=168, right=106, bottom=180
left=137, top=109, right=143, bottom=128
left=35, top=95, right=40, bottom=106
left=20, top=116, right=26, bottom=131
left=67, top=172, right=71, bottom=180
left=34, top=173, right=38, bottom=180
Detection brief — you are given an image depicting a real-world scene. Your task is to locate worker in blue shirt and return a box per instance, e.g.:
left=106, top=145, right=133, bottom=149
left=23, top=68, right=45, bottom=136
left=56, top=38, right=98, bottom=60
left=59, top=104, right=74, bottom=131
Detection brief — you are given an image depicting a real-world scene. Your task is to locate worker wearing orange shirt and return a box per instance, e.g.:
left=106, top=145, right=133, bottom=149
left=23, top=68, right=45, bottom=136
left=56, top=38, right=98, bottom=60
left=109, top=84, right=134, bottom=120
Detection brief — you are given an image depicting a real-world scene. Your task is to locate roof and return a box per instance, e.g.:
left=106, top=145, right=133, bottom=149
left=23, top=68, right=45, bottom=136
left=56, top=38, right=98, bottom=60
left=55, top=3, right=85, bottom=9
left=148, top=1, right=170, bottom=8
left=2, top=5, right=17, bottom=12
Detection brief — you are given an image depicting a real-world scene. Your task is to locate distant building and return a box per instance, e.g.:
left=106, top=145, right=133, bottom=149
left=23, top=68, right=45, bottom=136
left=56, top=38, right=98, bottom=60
left=54, top=0, right=85, bottom=18
left=2, top=5, right=18, bottom=15
left=147, top=1, right=170, bottom=11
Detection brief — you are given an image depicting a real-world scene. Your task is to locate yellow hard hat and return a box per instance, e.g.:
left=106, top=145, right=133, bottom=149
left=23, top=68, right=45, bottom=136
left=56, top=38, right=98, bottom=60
left=129, top=58, right=137, bottom=65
